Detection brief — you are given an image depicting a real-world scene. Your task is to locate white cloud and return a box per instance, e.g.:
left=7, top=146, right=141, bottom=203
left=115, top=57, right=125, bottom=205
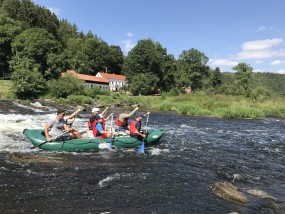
left=121, top=39, right=136, bottom=53
left=120, top=32, right=136, bottom=54
left=277, top=69, right=285, bottom=74
left=242, top=38, right=283, bottom=51
left=236, top=49, right=285, bottom=60
left=209, top=58, right=238, bottom=66
left=257, top=25, right=274, bottom=32
left=255, top=60, right=263, bottom=64
left=257, top=26, right=266, bottom=32
left=271, top=60, right=285, bottom=65
left=126, top=32, right=133, bottom=37
left=47, top=7, right=60, bottom=15
left=209, top=38, right=285, bottom=73
left=256, top=25, right=281, bottom=33
left=252, top=69, right=264, bottom=73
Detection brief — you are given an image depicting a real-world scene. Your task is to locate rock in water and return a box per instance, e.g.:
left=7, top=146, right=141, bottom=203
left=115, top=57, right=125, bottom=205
left=211, top=181, right=248, bottom=204
left=247, top=189, right=278, bottom=201
left=9, top=152, right=63, bottom=164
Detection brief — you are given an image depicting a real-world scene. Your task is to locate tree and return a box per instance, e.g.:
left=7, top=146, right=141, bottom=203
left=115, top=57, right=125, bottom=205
left=57, top=19, right=78, bottom=47
left=65, top=36, right=111, bottom=75
left=1, top=0, right=60, bottom=37
left=0, top=14, right=23, bottom=74
left=11, top=57, right=46, bottom=99
left=160, top=54, right=177, bottom=91
left=10, top=27, right=63, bottom=79
left=106, top=45, right=124, bottom=74
left=129, top=73, right=159, bottom=95
left=123, top=39, right=169, bottom=94
left=233, top=63, right=253, bottom=95
left=212, top=67, right=222, bottom=88
left=176, top=48, right=210, bottom=91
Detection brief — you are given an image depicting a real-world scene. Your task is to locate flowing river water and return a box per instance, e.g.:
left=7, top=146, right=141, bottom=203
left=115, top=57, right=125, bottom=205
left=0, top=101, right=284, bottom=213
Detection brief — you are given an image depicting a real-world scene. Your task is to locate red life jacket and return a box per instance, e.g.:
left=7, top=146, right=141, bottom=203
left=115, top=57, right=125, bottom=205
left=115, top=114, right=128, bottom=127
left=88, top=114, right=95, bottom=130
left=130, top=120, right=140, bottom=136
left=92, top=120, right=105, bottom=137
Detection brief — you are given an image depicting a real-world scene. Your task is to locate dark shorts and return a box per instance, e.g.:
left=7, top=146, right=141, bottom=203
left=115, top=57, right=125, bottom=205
left=55, top=133, right=71, bottom=141
left=130, top=134, right=144, bottom=141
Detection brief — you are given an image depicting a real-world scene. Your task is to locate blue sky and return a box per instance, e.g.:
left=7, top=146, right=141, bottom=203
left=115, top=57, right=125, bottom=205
left=32, top=0, right=285, bottom=74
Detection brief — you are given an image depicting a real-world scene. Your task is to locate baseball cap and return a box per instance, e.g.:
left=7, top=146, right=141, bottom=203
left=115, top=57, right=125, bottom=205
left=92, top=107, right=100, bottom=113
left=136, top=113, right=145, bottom=117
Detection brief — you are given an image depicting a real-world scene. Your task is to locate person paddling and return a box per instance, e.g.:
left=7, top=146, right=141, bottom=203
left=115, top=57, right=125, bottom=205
left=88, top=106, right=110, bottom=130
left=129, top=112, right=150, bottom=140
left=115, top=107, right=139, bottom=133
left=93, top=114, right=113, bottom=138
left=44, top=109, right=82, bottom=142
left=88, top=107, right=100, bottom=130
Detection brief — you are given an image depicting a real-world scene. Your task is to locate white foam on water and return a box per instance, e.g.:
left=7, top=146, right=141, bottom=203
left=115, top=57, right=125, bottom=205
left=0, top=113, right=75, bottom=153
left=12, top=101, right=44, bottom=112
left=149, top=147, right=170, bottom=156
left=98, top=173, right=121, bottom=187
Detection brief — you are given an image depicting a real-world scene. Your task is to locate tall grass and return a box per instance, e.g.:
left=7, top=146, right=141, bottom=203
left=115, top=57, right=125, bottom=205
left=0, top=80, right=13, bottom=99
left=2, top=79, right=285, bottom=119
left=146, top=94, right=285, bottom=119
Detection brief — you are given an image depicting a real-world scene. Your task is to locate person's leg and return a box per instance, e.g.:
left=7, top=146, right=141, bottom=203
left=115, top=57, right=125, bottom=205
left=70, top=131, right=82, bottom=139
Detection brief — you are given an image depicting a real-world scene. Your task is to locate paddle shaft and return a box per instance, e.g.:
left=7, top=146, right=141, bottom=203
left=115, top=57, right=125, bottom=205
left=145, top=114, right=149, bottom=129
left=31, top=130, right=69, bottom=149
left=108, top=115, right=114, bottom=151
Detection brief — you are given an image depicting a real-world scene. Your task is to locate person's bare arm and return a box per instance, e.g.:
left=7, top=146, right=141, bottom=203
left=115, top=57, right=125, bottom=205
left=120, top=107, right=139, bottom=120
left=135, top=129, right=145, bottom=138
left=44, top=124, right=51, bottom=141
left=66, top=109, right=81, bottom=120
left=101, top=107, right=109, bottom=116
left=104, top=113, right=114, bottom=121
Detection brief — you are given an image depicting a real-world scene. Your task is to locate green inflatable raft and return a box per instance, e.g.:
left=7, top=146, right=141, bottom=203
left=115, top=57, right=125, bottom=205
left=23, top=129, right=164, bottom=151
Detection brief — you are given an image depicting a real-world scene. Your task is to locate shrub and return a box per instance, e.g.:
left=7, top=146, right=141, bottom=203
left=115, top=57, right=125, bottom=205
left=11, top=67, right=46, bottom=99
left=47, top=74, right=84, bottom=98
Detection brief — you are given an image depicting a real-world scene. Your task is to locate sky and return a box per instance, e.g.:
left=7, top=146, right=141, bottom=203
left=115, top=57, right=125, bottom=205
left=31, top=0, right=285, bottom=74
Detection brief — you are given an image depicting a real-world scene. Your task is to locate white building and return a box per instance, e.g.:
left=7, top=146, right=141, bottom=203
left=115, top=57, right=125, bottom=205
left=96, top=72, right=127, bottom=91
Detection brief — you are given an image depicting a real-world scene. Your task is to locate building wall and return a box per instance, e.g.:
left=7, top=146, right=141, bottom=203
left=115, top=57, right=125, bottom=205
left=83, top=82, right=109, bottom=90
left=108, top=78, right=126, bottom=91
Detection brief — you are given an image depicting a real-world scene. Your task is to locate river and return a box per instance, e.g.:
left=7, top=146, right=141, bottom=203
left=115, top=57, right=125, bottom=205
left=0, top=101, right=284, bottom=213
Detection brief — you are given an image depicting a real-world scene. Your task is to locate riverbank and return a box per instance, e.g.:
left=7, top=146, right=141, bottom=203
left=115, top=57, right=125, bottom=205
left=1, top=94, right=285, bottom=119
left=1, top=79, right=285, bottom=118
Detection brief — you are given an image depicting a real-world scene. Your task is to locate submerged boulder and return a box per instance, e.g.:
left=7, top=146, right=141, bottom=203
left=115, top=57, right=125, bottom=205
left=9, top=152, right=63, bottom=164
left=211, top=181, right=248, bottom=204
left=247, top=189, right=278, bottom=202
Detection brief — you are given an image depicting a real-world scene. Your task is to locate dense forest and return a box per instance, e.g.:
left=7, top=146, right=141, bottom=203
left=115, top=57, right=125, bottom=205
left=1, top=0, right=285, bottom=100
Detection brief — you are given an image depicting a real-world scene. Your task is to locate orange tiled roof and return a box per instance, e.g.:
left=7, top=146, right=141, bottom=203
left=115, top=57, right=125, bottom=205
left=63, top=70, right=109, bottom=84
left=98, top=72, right=126, bottom=81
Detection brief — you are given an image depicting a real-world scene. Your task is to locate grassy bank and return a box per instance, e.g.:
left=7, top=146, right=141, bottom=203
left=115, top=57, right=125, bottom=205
left=62, top=93, right=285, bottom=119
left=148, top=94, right=285, bottom=119
left=1, top=79, right=285, bottom=119
left=0, top=80, right=12, bottom=99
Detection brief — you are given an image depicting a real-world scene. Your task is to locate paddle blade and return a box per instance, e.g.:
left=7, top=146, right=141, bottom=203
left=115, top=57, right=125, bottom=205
left=138, top=142, right=145, bottom=154
left=108, top=139, right=113, bottom=151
